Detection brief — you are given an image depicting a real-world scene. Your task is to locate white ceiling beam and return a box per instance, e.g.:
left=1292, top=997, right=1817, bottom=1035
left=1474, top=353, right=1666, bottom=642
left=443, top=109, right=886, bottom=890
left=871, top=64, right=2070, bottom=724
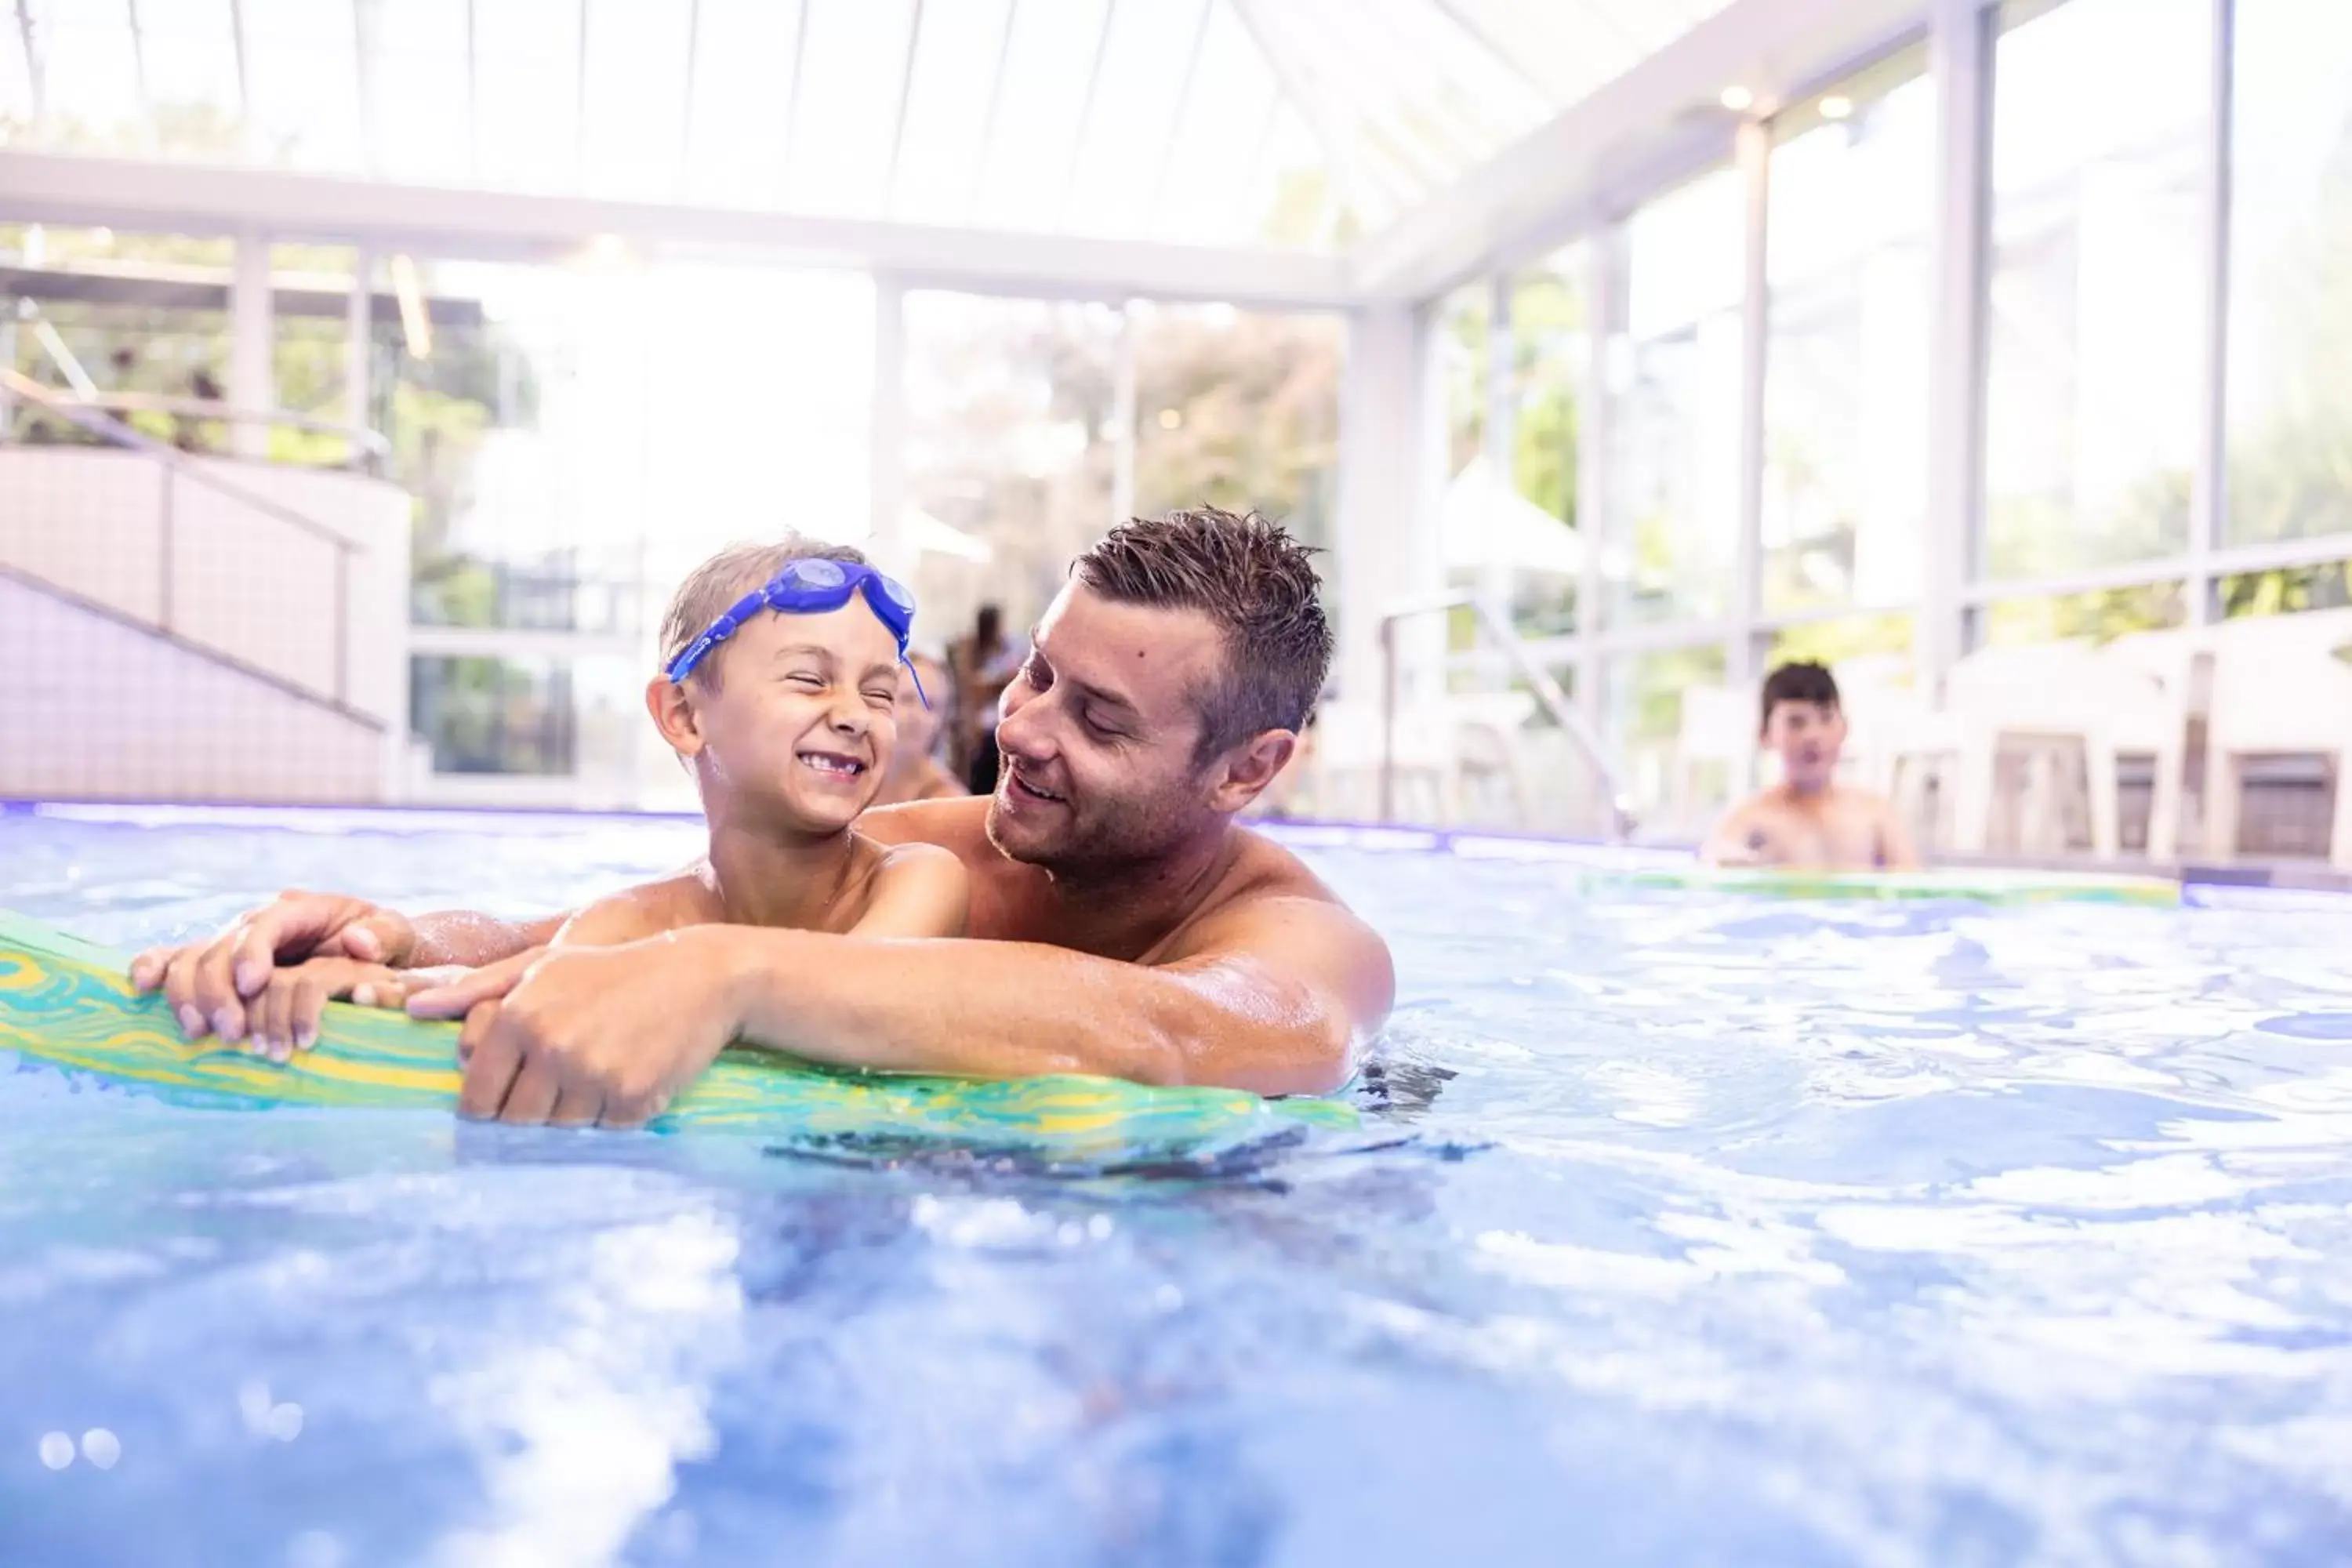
left=882, top=0, right=924, bottom=214
left=1144, top=0, right=1213, bottom=230
left=15, top=0, right=44, bottom=126
left=127, top=0, right=151, bottom=122
left=966, top=0, right=1018, bottom=224
left=1056, top=0, right=1116, bottom=226
left=0, top=150, right=1358, bottom=308
left=1348, top=0, right=1931, bottom=301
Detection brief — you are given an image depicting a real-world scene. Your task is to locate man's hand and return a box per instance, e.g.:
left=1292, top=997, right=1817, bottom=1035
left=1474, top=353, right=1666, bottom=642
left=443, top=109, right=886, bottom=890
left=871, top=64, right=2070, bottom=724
left=129, top=892, right=418, bottom=1046
left=456, top=935, right=742, bottom=1129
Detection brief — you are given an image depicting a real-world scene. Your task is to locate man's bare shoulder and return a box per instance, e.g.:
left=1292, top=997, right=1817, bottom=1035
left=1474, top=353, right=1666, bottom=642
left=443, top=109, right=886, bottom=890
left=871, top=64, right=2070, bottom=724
left=1225, top=823, right=1352, bottom=908
left=1172, top=828, right=1387, bottom=964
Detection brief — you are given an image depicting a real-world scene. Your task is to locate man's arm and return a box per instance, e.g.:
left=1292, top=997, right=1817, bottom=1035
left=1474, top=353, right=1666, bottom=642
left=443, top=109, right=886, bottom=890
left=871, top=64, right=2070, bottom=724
left=433, top=893, right=1393, bottom=1125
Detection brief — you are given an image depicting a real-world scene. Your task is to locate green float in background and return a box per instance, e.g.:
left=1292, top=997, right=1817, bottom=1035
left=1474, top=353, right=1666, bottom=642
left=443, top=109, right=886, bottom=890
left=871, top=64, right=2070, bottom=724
left=0, top=909, right=1357, bottom=1160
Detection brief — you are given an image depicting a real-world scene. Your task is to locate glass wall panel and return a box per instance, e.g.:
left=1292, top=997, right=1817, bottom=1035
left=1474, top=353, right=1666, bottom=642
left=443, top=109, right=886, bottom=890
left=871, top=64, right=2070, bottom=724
left=1762, top=54, right=1933, bottom=617
left=2219, top=560, right=2352, bottom=620
left=1604, top=642, right=1730, bottom=827
left=1604, top=169, right=1744, bottom=627
left=1764, top=612, right=1915, bottom=675
left=1981, top=582, right=2187, bottom=647
left=903, top=292, right=1121, bottom=649
left=1981, top=0, right=2207, bottom=581
left=402, top=260, right=871, bottom=640
left=1505, top=248, right=1587, bottom=637
left=408, top=654, right=577, bottom=775
left=1133, top=302, right=1343, bottom=546
left=2223, top=0, right=2352, bottom=546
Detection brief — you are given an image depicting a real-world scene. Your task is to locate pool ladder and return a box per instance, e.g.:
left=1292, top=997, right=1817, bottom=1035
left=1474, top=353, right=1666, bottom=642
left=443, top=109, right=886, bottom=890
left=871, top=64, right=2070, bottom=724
left=1378, top=593, right=1635, bottom=843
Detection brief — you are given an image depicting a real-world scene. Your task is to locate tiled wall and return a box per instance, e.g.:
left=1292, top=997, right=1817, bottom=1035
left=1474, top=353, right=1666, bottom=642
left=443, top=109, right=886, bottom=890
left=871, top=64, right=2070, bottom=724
left=0, top=576, right=384, bottom=802
left=0, top=448, right=409, bottom=802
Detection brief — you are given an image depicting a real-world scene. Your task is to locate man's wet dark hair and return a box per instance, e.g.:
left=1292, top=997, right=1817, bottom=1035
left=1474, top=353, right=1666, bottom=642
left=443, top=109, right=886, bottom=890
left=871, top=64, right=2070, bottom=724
left=1073, top=506, right=1334, bottom=762
left=1759, top=659, right=1841, bottom=733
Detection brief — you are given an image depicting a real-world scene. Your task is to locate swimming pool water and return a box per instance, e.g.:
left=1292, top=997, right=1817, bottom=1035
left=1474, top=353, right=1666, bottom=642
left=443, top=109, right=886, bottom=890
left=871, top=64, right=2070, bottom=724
left=5, top=804, right=2351, bottom=1566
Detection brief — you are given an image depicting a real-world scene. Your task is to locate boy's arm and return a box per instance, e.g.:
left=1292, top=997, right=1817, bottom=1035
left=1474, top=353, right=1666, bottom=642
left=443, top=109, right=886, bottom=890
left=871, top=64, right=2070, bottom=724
left=1878, top=797, right=1922, bottom=871
left=551, top=873, right=715, bottom=948
left=848, top=844, right=969, bottom=939
left=1703, top=802, right=1772, bottom=866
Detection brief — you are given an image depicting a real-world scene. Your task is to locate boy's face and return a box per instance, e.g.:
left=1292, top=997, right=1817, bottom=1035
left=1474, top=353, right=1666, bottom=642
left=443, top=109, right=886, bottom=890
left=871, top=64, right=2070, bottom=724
left=1762, top=699, right=1846, bottom=790
left=673, top=602, right=903, bottom=833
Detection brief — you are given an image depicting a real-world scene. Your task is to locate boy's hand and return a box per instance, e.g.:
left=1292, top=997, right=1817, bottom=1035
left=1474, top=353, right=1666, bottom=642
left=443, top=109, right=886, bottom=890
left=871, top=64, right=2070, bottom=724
left=129, top=892, right=418, bottom=1045
left=239, top=956, right=412, bottom=1063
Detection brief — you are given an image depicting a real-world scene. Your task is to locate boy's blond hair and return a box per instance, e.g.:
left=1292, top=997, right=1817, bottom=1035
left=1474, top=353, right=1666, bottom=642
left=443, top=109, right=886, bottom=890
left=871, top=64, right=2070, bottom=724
left=659, top=534, right=870, bottom=688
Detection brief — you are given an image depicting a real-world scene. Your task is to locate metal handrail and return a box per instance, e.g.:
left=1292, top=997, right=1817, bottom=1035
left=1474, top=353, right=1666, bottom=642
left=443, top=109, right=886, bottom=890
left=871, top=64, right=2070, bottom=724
left=1378, top=591, right=1634, bottom=842
left=0, top=366, right=358, bottom=708
left=59, top=390, right=393, bottom=464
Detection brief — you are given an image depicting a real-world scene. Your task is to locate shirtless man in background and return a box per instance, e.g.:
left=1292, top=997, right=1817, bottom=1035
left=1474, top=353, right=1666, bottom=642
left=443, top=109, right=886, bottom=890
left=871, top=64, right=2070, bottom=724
left=1704, top=660, right=1919, bottom=872
left=134, top=510, right=1394, bottom=1127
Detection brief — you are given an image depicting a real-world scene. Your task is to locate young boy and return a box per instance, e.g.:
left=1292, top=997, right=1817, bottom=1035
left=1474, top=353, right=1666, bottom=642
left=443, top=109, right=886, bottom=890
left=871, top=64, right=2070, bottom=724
left=1704, top=660, right=1919, bottom=872
left=149, top=535, right=968, bottom=1060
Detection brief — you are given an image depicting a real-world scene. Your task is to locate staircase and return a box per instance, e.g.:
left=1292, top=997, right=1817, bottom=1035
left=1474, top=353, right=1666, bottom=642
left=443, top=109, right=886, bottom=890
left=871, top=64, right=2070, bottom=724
left=0, top=371, right=407, bottom=804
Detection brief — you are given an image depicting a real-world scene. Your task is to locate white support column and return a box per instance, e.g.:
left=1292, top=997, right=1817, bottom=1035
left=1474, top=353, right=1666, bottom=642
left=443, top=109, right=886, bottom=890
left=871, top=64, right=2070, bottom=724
left=2187, top=0, right=2234, bottom=626
left=868, top=274, right=909, bottom=578
left=344, top=245, right=372, bottom=453
left=1334, top=303, right=1443, bottom=714
left=1575, top=230, right=1618, bottom=727
left=1111, top=299, right=1138, bottom=528
left=228, top=230, right=273, bottom=459
left=1480, top=270, right=1515, bottom=621
left=1922, top=0, right=1994, bottom=697
left=1731, top=116, right=1772, bottom=689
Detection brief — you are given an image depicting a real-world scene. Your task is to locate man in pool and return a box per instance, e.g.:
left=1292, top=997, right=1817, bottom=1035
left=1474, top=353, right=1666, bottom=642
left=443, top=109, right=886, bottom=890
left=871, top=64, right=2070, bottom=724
left=132, top=508, right=1394, bottom=1126
left=1704, top=659, right=1919, bottom=872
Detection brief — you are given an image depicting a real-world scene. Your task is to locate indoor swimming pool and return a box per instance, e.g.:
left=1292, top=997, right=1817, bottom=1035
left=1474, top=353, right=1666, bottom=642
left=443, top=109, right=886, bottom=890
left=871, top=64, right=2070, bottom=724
left=4, top=803, right=2350, bottom=1565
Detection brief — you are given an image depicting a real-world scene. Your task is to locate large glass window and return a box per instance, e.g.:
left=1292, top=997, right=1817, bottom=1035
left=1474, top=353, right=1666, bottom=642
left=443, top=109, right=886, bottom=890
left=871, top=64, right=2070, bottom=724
left=1603, top=169, right=1744, bottom=627
left=903, top=292, right=1121, bottom=647
left=1981, top=0, right=2207, bottom=582
left=1504, top=249, right=1588, bottom=637
left=1604, top=644, right=1730, bottom=828
left=2223, top=0, right=2352, bottom=546
left=1762, top=56, right=1933, bottom=617
left=1131, top=302, right=1343, bottom=549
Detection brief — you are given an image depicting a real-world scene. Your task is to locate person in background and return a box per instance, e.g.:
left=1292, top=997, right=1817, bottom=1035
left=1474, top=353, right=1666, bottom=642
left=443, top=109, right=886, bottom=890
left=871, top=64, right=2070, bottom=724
left=949, top=603, right=1022, bottom=797
left=870, top=650, right=967, bottom=808
left=1704, top=659, right=1919, bottom=872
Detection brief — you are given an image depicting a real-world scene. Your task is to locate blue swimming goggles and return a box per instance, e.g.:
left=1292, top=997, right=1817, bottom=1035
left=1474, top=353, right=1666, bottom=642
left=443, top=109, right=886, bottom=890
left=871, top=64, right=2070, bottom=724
left=665, top=557, right=927, bottom=704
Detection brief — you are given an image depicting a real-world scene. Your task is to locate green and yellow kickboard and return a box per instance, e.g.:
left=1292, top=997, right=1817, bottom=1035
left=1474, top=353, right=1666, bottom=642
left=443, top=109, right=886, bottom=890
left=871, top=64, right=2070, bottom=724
left=1607, top=865, right=2180, bottom=906
left=0, top=909, right=1356, bottom=1159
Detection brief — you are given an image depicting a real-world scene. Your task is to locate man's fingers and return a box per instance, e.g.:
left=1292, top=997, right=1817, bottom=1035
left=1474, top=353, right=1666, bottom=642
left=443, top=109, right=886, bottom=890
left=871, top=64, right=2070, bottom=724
left=499, top=1056, right=562, bottom=1127
left=458, top=1007, right=522, bottom=1119
left=599, top=1089, right=662, bottom=1131
left=546, top=1081, right=602, bottom=1130
left=406, top=951, right=538, bottom=1021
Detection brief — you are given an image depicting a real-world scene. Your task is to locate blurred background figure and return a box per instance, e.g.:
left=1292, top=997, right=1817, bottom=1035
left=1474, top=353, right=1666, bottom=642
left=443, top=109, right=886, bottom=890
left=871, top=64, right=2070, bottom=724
left=949, top=604, right=1022, bottom=797
left=872, top=652, right=965, bottom=808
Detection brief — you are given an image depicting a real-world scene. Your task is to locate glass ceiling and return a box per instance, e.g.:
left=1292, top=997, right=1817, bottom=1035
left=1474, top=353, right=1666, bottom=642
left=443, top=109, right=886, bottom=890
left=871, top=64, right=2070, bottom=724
left=1, top=0, right=1734, bottom=250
